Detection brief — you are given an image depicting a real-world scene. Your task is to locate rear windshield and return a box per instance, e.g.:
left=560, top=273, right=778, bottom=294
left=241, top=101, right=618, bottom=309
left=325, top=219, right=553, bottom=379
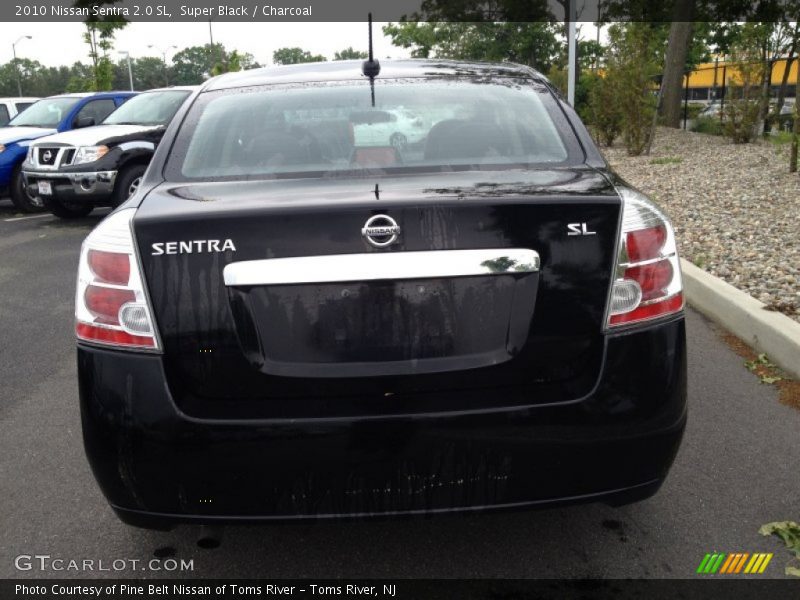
left=166, top=78, right=578, bottom=181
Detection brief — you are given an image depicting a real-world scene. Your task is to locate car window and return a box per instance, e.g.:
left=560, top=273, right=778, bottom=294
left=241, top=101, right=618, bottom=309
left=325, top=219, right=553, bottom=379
left=8, top=97, right=80, bottom=128
left=170, top=78, right=576, bottom=181
left=14, top=102, right=34, bottom=113
left=103, top=90, right=190, bottom=126
left=0, top=104, right=10, bottom=127
left=74, top=99, right=118, bottom=126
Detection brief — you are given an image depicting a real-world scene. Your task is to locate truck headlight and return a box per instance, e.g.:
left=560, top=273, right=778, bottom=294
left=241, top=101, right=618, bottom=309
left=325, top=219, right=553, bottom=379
left=74, top=145, right=109, bottom=165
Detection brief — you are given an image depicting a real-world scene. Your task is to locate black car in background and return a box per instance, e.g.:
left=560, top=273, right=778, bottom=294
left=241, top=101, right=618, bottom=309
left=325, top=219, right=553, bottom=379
left=75, top=60, right=687, bottom=530
left=23, top=87, right=195, bottom=218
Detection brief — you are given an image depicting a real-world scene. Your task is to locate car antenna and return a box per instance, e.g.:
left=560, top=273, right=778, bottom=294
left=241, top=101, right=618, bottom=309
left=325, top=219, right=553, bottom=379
left=362, top=12, right=380, bottom=107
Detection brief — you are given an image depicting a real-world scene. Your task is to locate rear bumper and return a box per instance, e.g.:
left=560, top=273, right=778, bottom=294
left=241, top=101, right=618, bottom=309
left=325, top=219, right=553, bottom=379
left=23, top=169, right=117, bottom=202
left=78, top=316, right=687, bottom=528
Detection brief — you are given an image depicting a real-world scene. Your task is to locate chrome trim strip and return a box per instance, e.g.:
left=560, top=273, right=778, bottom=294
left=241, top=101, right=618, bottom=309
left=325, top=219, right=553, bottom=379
left=23, top=170, right=117, bottom=180
left=223, top=249, right=540, bottom=287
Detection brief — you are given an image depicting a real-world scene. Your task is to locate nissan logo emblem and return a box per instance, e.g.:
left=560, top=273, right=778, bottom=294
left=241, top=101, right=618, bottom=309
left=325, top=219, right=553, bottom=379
left=362, top=214, right=401, bottom=248
left=42, top=150, right=52, bottom=162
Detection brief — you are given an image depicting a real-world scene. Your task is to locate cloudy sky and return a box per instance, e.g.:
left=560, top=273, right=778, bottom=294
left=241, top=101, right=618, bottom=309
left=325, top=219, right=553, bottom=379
left=0, top=21, right=410, bottom=67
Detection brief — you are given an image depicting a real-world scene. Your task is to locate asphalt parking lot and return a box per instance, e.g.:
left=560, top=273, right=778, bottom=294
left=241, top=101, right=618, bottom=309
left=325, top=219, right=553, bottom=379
left=1, top=197, right=798, bottom=580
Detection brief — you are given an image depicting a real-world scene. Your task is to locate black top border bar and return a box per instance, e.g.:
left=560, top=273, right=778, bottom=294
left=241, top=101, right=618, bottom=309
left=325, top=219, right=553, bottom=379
left=5, top=0, right=800, bottom=23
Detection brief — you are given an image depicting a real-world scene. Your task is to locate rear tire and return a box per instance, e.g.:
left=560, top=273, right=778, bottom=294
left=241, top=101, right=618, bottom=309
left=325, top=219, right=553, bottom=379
left=9, top=165, right=45, bottom=213
left=390, top=132, right=408, bottom=150
left=42, top=196, right=94, bottom=219
left=112, top=164, right=147, bottom=207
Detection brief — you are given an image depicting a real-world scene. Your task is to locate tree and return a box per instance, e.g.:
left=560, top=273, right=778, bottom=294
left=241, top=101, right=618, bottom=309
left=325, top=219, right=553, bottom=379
left=775, top=21, right=800, bottom=117
left=171, top=45, right=217, bottom=84
left=272, top=47, right=327, bottom=65
left=334, top=47, right=368, bottom=61
left=170, top=44, right=259, bottom=84
left=65, top=62, right=95, bottom=92
left=790, top=75, right=799, bottom=172
left=660, top=5, right=696, bottom=128
left=383, top=22, right=562, bottom=72
left=112, top=57, right=167, bottom=91
left=74, top=1, right=128, bottom=91
left=210, top=50, right=256, bottom=76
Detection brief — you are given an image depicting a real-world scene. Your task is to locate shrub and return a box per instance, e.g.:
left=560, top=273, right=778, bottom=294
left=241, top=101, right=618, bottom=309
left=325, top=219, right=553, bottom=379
left=585, top=74, right=623, bottom=146
left=691, top=116, right=725, bottom=136
left=723, top=25, right=767, bottom=144
left=600, top=23, right=661, bottom=156
left=724, top=98, right=762, bottom=143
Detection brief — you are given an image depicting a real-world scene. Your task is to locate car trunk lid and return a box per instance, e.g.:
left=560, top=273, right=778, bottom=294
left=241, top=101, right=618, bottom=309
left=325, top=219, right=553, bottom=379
left=133, top=168, right=620, bottom=418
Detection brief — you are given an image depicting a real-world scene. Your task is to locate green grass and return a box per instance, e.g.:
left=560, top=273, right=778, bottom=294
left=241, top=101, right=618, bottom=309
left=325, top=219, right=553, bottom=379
left=650, top=156, right=683, bottom=165
left=767, top=131, right=795, bottom=146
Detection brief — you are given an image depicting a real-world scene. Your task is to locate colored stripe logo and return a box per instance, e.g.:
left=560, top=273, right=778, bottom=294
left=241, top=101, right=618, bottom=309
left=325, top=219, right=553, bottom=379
left=697, top=552, right=773, bottom=574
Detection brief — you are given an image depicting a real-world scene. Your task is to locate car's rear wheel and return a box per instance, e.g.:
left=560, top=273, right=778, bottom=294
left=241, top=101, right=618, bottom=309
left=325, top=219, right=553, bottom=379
left=42, top=196, right=94, bottom=219
left=112, top=164, right=147, bottom=207
left=9, top=165, right=45, bottom=213
left=390, top=132, right=408, bottom=150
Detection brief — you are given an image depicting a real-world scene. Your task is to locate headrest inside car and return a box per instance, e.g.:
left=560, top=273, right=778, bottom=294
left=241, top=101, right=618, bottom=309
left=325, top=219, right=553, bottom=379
left=352, top=147, right=399, bottom=167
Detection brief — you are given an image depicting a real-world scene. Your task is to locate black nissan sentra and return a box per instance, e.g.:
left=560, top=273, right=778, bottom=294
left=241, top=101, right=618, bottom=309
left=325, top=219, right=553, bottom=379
left=76, top=60, right=686, bottom=530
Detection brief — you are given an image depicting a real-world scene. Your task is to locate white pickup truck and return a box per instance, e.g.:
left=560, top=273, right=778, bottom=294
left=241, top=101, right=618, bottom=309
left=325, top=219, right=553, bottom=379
left=0, top=97, right=39, bottom=126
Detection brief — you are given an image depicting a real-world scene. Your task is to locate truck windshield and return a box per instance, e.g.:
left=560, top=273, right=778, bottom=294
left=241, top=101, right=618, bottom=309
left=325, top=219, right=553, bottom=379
left=8, top=97, right=81, bottom=128
left=169, top=78, right=575, bottom=181
left=104, top=90, right=191, bottom=126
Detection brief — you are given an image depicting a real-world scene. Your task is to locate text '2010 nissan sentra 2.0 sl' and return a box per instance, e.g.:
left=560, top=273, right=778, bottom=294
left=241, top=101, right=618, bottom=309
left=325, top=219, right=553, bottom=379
left=75, top=59, right=687, bottom=530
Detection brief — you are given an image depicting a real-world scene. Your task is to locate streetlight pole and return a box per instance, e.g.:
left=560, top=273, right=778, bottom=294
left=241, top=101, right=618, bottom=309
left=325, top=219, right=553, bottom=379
left=566, top=0, right=576, bottom=106
left=12, top=35, right=32, bottom=97
left=148, top=44, right=177, bottom=86
left=118, top=50, right=134, bottom=91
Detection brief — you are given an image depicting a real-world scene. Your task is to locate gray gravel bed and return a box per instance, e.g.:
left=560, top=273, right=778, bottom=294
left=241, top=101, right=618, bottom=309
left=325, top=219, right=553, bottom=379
left=604, top=127, right=800, bottom=322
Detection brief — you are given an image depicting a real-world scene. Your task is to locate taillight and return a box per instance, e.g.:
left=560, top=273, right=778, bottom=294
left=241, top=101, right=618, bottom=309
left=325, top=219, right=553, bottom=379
left=607, top=188, right=684, bottom=328
left=76, top=209, right=160, bottom=350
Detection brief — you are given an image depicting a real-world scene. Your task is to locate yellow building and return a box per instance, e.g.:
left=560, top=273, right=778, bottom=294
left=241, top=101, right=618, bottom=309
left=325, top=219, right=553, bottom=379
left=684, top=58, right=798, bottom=101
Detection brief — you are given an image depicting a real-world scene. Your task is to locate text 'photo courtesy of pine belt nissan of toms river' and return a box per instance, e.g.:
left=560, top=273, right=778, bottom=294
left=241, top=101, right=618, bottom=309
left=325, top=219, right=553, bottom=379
left=74, top=58, right=686, bottom=530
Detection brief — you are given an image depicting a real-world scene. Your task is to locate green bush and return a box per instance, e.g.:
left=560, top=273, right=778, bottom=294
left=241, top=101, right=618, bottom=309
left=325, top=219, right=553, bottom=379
left=585, top=74, right=623, bottom=146
left=691, top=116, right=725, bottom=136
left=723, top=24, right=767, bottom=144
left=724, top=99, right=762, bottom=143
left=599, top=23, right=661, bottom=156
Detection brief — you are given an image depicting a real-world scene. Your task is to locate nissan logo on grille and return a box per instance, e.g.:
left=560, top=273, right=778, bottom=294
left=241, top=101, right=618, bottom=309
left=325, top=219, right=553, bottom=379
left=42, top=150, right=53, bottom=163
left=361, top=215, right=401, bottom=248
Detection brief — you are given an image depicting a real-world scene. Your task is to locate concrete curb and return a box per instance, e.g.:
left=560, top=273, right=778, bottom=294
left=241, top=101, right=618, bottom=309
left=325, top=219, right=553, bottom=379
left=681, top=258, right=800, bottom=379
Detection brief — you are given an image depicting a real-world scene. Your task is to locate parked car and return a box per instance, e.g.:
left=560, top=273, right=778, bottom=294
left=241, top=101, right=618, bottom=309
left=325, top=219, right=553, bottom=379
left=0, top=91, right=135, bottom=212
left=76, top=60, right=687, bottom=530
left=0, top=97, right=40, bottom=126
left=23, top=87, right=195, bottom=219
left=698, top=101, right=723, bottom=119
left=352, top=107, right=428, bottom=149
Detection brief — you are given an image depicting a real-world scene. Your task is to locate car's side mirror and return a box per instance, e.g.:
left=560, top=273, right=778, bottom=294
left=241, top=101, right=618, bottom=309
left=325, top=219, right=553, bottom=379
left=75, top=116, right=95, bottom=129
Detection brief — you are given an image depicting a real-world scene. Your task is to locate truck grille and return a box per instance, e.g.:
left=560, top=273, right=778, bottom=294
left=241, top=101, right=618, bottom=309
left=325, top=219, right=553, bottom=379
left=35, top=146, right=75, bottom=168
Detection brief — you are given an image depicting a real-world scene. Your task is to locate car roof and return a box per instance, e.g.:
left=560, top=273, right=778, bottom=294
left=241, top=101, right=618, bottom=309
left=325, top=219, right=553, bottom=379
left=203, top=59, right=544, bottom=92
left=0, top=97, right=40, bottom=102
left=139, top=86, right=199, bottom=93
left=45, top=91, right=138, bottom=99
